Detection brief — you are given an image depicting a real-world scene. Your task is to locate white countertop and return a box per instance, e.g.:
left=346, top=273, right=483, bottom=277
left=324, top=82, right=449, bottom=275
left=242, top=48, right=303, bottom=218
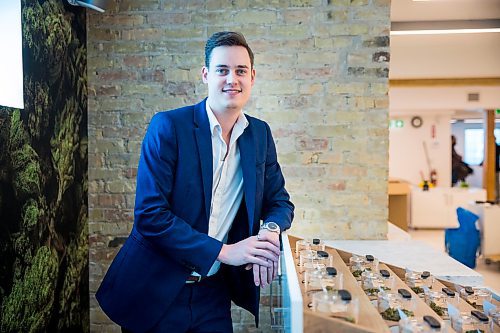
left=292, top=223, right=484, bottom=287
left=324, top=239, right=483, bottom=287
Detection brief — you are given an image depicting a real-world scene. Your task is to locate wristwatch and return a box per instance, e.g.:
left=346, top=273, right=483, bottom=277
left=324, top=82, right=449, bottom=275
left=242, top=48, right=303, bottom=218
left=260, top=222, right=280, bottom=234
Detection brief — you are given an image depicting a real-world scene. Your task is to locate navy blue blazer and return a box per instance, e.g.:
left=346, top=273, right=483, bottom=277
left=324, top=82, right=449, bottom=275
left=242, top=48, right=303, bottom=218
left=96, top=99, right=294, bottom=332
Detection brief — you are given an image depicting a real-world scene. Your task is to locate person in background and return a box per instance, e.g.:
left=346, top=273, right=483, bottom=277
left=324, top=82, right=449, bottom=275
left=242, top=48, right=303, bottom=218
left=451, top=135, right=473, bottom=186
left=96, top=32, right=294, bottom=333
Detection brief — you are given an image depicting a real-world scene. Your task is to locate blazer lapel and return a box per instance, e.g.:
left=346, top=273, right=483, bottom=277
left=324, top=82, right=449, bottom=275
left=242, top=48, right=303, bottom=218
left=238, top=125, right=256, bottom=235
left=194, top=99, right=213, bottom=224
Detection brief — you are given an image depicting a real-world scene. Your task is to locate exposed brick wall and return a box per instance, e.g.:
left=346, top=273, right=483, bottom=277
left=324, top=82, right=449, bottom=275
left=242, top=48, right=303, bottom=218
left=88, top=0, right=389, bottom=331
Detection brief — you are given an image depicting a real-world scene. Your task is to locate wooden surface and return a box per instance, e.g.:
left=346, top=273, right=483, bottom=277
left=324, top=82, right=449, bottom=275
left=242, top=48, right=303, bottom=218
left=483, top=109, right=497, bottom=202
left=289, top=236, right=390, bottom=333
left=388, top=177, right=410, bottom=231
left=378, top=263, right=449, bottom=329
left=387, top=263, right=500, bottom=310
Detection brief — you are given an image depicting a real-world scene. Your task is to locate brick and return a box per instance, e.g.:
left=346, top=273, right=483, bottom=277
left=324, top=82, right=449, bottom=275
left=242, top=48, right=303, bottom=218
left=326, top=0, right=349, bottom=5
left=347, top=52, right=372, bottom=66
left=119, top=0, right=159, bottom=11
left=123, top=55, right=150, bottom=68
left=297, top=52, right=338, bottom=66
left=147, top=13, right=191, bottom=25
left=362, top=36, right=390, bottom=47
left=95, top=70, right=137, bottom=81
left=93, top=85, right=121, bottom=97
left=347, top=66, right=389, bottom=78
left=99, top=98, right=143, bottom=112
left=372, top=51, right=390, bottom=63
left=299, top=82, right=324, bottom=95
left=96, top=14, right=144, bottom=26
left=247, top=0, right=287, bottom=8
left=325, top=10, right=348, bottom=22
left=88, top=28, right=120, bottom=41
left=295, top=137, right=329, bottom=151
left=121, top=83, right=163, bottom=96
left=257, top=52, right=295, bottom=66
left=283, top=9, right=313, bottom=24
left=233, top=10, right=278, bottom=24
left=269, top=25, right=310, bottom=38
left=296, top=67, right=333, bottom=80
left=257, top=81, right=298, bottom=95
left=290, top=0, right=322, bottom=7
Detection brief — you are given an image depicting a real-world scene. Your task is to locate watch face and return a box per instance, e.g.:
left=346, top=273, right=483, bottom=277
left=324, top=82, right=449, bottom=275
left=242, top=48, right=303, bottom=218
left=267, top=222, right=279, bottom=231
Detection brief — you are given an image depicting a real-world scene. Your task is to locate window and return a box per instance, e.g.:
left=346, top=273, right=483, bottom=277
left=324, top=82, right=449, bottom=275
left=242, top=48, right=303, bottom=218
left=464, top=128, right=500, bottom=165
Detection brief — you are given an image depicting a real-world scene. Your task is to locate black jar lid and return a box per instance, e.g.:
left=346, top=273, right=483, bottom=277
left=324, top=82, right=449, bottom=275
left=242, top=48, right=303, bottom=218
left=442, top=287, right=455, bottom=297
left=471, top=310, right=489, bottom=322
left=421, top=271, right=431, bottom=279
left=423, top=315, right=441, bottom=329
left=312, top=238, right=320, bottom=245
left=380, top=269, right=390, bottom=278
left=464, top=286, right=474, bottom=295
left=398, top=288, right=412, bottom=299
left=365, top=254, right=374, bottom=262
left=326, top=267, right=337, bottom=276
left=317, top=250, right=329, bottom=258
left=338, top=289, right=352, bottom=301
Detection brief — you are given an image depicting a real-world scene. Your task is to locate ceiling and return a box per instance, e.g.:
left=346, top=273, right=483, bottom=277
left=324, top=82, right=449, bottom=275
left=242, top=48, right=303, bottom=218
left=389, top=0, right=500, bottom=117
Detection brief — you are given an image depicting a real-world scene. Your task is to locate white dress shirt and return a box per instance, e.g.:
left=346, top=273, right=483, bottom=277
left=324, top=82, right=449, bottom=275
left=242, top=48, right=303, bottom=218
left=203, top=103, right=249, bottom=276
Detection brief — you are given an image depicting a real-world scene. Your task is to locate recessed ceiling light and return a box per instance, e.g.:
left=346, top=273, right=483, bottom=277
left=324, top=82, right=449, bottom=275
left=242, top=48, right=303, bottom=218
left=391, top=28, right=500, bottom=35
left=391, top=19, right=500, bottom=35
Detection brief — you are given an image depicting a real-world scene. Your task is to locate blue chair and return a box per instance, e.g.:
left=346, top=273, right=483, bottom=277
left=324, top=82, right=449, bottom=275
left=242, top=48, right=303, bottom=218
left=445, top=207, right=480, bottom=268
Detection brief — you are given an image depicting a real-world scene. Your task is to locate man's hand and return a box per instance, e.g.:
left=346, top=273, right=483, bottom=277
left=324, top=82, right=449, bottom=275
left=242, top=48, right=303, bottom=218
left=246, top=229, right=280, bottom=288
left=217, top=235, right=280, bottom=267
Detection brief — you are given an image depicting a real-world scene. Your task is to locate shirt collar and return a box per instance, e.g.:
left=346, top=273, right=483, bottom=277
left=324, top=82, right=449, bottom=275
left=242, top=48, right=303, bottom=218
left=205, top=103, right=249, bottom=137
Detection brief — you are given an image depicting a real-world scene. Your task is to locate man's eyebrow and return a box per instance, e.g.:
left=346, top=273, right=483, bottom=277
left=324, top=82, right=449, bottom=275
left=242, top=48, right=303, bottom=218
left=214, top=64, right=249, bottom=69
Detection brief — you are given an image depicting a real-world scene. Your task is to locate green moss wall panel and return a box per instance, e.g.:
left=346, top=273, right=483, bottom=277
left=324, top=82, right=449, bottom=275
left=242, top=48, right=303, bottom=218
left=0, top=0, right=89, bottom=331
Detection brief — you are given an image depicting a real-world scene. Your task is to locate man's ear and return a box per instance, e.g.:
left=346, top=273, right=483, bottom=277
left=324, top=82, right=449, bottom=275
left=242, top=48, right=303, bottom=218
left=251, top=68, right=256, bottom=86
left=202, top=66, right=208, bottom=83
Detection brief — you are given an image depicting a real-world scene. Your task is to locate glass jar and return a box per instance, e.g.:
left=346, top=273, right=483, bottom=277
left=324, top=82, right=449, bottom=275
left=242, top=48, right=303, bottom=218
left=489, top=309, right=499, bottom=332
left=379, top=269, right=396, bottom=291
left=378, top=291, right=416, bottom=321
left=320, top=266, right=343, bottom=292
left=399, top=316, right=446, bottom=333
left=361, top=271, right=387, bottom=298
left=459, top=287, right=492, bottom=310
left=311, top=289, right=359, bottom=324
left=451, top=311, right=490, bottom=333
left=425, top=291, right=452, bottom=319
left=299, top=250, right=331, bottom=273
left=365, top=254, right=379, bottom=272
left=304, top=267, right=325, bottom=292
left=349, top=255, right=365, bottom=278
left=295, top=239, right=311, bottom=258
left=304, top=266, right=343, bottom=295
left=349, top=254, right=378, bottom=278
left=405, top=270, right=434, bottom=297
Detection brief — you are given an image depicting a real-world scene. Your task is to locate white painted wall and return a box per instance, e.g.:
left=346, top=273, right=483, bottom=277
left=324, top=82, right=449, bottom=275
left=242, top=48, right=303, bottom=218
left=389, top=113, right=452, bottom=187
left=390, top=33, right=500, bottom=79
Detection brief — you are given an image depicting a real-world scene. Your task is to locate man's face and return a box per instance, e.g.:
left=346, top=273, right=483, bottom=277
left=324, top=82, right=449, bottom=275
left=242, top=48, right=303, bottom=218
left=202, top=46, right=255, bottom=114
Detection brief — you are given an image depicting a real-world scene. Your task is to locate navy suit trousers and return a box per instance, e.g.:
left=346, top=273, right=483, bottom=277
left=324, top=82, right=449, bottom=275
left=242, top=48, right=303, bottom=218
left=121, top=272, right=233, bottom=333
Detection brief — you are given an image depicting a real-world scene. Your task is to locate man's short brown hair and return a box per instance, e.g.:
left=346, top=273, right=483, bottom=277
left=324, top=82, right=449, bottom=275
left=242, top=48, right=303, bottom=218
left=205, top=31, right=254, bottom=69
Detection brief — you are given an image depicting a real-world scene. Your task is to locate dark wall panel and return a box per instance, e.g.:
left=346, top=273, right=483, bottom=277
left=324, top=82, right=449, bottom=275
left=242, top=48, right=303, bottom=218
left=0, top=0, right=88, bottom=331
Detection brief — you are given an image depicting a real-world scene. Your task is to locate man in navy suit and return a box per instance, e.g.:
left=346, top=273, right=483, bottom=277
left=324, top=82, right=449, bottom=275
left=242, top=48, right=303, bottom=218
left=96, top=31, right=294, bottom=332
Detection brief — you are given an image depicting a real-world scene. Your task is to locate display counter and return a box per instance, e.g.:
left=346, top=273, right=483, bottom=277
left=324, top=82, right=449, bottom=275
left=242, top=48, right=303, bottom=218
left=274, top=231, right=499, bottom=332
